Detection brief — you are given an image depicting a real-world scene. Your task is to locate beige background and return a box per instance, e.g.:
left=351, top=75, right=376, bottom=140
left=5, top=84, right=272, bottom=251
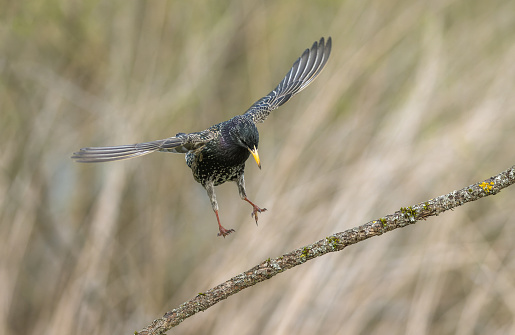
left=1, top=1, right=515, bottom=334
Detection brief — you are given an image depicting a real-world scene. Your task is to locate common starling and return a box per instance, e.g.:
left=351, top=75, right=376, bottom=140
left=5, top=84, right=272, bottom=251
left=72, top=37, right=332, bottom=237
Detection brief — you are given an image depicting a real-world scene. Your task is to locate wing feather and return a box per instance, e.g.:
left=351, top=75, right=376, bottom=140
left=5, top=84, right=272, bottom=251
left=244, top=37, right=332, bottom=124
left=71, top=131, right=214, bottom=163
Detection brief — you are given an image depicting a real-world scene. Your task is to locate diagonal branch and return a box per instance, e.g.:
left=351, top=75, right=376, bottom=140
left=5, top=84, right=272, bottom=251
left=135, top=165, right=515, bottom=335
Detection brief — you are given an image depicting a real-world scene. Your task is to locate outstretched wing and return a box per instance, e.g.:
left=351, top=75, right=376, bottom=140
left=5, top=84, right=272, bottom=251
left=71, top=131, right=214, bottom=163
left=244, top=37, right=332, bottom=124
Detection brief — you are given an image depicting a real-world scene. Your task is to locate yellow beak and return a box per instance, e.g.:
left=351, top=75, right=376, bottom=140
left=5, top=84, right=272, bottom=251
left=249, top=146, right=261, bottom=169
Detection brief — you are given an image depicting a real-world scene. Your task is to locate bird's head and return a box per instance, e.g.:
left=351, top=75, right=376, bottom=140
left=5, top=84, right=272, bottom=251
left=227, top=115, right=261, bottom=169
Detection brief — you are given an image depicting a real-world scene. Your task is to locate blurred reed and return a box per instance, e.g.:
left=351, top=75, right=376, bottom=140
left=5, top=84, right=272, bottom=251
left=1, top=1, right=515, bottom=334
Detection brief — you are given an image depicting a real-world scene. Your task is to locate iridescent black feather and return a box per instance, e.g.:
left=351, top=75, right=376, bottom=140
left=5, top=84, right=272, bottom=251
left=72, top=37, right=332, bottom=237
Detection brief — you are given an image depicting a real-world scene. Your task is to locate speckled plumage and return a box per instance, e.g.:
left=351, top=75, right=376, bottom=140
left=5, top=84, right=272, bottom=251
left=186, top=116, right=257, bottom=186
left=72, top=37, right=332, bottom=237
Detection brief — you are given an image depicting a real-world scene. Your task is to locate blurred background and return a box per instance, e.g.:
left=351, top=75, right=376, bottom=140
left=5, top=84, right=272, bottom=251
left=2, top=1, right=515, bottom=334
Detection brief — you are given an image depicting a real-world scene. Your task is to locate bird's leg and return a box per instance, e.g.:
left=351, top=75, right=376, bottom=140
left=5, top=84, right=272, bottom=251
left=214, top=209, right=234, bottom=238
left=237, top=174, right=267, bottom=225
left=205, top=181, right=234, bottom=237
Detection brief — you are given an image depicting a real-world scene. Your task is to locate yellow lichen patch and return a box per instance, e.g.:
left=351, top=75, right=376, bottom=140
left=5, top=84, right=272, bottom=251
left=479, top=181, right=494, bottom=193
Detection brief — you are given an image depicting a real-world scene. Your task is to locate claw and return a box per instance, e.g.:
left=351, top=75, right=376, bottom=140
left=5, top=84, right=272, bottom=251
left=251, top=206, right=267, bottom=225
left=244, top=197, right=267, bottom=226
left=217, top=226, right=235, bottom=238
left=214, top=209, right=234, bottom=238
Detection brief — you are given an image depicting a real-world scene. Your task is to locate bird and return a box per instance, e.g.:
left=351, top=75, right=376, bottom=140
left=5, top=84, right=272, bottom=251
left=72, top=37, right=332, bottom=237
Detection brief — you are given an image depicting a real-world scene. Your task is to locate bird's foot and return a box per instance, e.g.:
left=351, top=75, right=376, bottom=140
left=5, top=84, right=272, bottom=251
left=217, top=226, right=235, bottom=238
left=251, top=206, right=267, bottom=225
left=214, top=209, right=235, bottom=238
left=244, top=197, right=267, bottom=226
